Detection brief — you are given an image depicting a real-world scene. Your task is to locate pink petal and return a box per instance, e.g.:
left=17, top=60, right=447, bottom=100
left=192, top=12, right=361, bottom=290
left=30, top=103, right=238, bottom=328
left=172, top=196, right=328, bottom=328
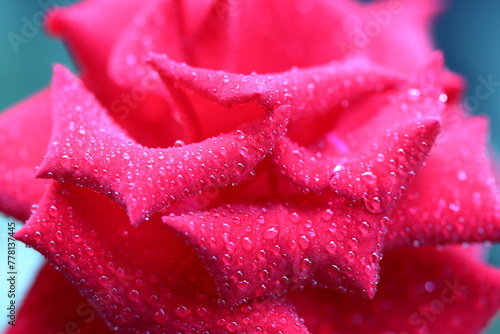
left=150, top=52, right=402, bottom=125
left=386, top=106, right=500, bottom=248
left=6, top=264, right=111, bottom=334
left=48, top=0, right=190, bottom=148
left=0, top=90, right=51, bottom=220
left=37, top=65, right=289, bottom=224
left=152, top=54, right=445, bottom=213
left=275, top=119, right=440, bottom=211
left=289, top=246, right=500, bottom=334
left=16, top=182, right=309, bottom=333
left=109, top=0, right=186, bottom=92
left=163, top=196, right=386, bottom=304
left=189, top=0, right=439, bottom=73
left=272, top=59, right=445, bottom=212
left=47, top=0, right=143, bottom=80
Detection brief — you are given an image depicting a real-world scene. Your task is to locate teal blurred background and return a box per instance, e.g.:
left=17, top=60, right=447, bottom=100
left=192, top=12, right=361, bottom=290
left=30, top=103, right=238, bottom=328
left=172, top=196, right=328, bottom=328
left=0, top=0, right=499, bottom=332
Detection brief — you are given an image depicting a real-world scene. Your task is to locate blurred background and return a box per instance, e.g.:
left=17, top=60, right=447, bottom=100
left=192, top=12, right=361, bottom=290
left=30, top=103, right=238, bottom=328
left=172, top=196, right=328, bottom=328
left=0, top=0, right=499, bottom=332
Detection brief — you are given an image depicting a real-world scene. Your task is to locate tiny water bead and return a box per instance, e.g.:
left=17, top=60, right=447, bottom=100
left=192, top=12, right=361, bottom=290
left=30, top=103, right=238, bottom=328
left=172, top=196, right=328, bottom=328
left=262, top=226, right=280, bottom=240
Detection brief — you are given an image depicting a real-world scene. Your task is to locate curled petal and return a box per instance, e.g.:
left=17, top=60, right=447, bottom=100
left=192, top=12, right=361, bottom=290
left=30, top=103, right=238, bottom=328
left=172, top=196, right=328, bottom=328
left=150, top=53, right=402, bottom=121
left=48, top=0, right=190, bottom=148
left=386, top=108, right=500, bottom=248
left=272, top=59, right=446, bottom=212
left=164, top=198, right=386, bottom=305
left=37, top=65, right=289, bottom=224
left=152, top=54, right=445, bottom=213
left=288, top=246, right=500, bottom=334
left=275, top=119, right=440, bottom=212
left=16, top=182, right=308, bottom=333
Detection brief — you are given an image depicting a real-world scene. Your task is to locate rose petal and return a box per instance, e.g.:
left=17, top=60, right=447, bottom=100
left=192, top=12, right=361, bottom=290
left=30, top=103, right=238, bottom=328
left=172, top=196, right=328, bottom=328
left=150, top=52, right=402, bottom=124
left=107, top=0, right=209, bottom=144
left=16, top=182, right=309, bottom=333
left=275, top=119, right=440, bottom=211
left=163, top=195, right=386, bottom=305
left=288, top=246, right=500, bottom=334
left=37, top=65, right=289, bottom=224
left=48, top=0, right=189, bottom=148
left=6, top=264, right=110, bottom=334
left=386, top=107, right=500, bottom=248
left=47, top=0, right=143, bottom=81
left=190, top=0, right=439, bottom=73
left=152, top=54, right=445, bottom=213
left=0, top=90, right=51, bottom=220
left=109, top=0, right=186, bottom=91
left=272, top=58, right=446, bottom=212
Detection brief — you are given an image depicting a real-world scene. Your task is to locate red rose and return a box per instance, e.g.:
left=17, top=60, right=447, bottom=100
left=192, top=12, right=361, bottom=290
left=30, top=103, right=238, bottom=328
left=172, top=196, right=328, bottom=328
left=2, top=0, right=500, bottom=333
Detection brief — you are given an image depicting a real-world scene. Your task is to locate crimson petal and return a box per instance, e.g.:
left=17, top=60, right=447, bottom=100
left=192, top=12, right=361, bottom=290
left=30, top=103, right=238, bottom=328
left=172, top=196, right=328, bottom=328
left=163, top=197, right=386, bottom=305
left=6, top=264, right=111, bottom=334
left=16, top=182, right=309, bottom=333
left=109, top=0, right=186, bottom=92
left=37, top=65, right=289, bottom=224
left=47, top=0, right=143, bottom=82
left=0, top=90, right=51, bottom=220
left=189, top=0, right=439, bottom=73
left=272, top=60, right=445, bottom=212
left=150, top=53, right=402, bottom=121
left=152, top=54, right=444, bottom=213
left=48, top=0, right=190, bottom=148
left=275, top=119, right=440, bottom=211
left=386, top=107, right=500, bottom=248
left=288, top=246, right=500, bottom=334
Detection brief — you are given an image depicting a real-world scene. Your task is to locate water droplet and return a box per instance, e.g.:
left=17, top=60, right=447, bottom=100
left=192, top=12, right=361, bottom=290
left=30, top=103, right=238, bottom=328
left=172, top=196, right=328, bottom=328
left=174, top=140, right=185, bottom=147
left=241, top=237, right=253, bottom=250
left=34, top=231, right=42, bottom=241
left=407, top=88, right=421, bottom=101
left=128, top=290, right=140, bottom=301
left=239, top=147, right=250, bottom=158
left=321, top=209, right=333, bottom=221
left=424, top=281, right=436, bottom=292
left=154, top=309, right=168, bottom=323
left=48, top=241, right=56, bottom=251
left=289, top=211, right=300, bottom=223
left=300, top=258, right=313, bottom=271
left=99, top=276, right=109, bottom=286
left=175, top=305, right=189, bottom=318
left=262, top=226, right=279, bottom=240
left=361, top=171, right=377, bottom=185
left=364, top=196, right=382, bottom=213
left=236, top=280, right=250, bottom=290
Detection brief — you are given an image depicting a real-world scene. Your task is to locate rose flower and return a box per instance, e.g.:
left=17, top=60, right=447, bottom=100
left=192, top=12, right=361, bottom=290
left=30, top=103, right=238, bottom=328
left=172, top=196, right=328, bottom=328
left=2, top=0, right=500, bottom=333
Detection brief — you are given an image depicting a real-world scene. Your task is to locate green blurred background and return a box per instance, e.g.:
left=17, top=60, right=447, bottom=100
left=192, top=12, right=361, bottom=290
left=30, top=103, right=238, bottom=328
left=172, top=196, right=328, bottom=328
left=0, top=0, right=499, bottom=332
